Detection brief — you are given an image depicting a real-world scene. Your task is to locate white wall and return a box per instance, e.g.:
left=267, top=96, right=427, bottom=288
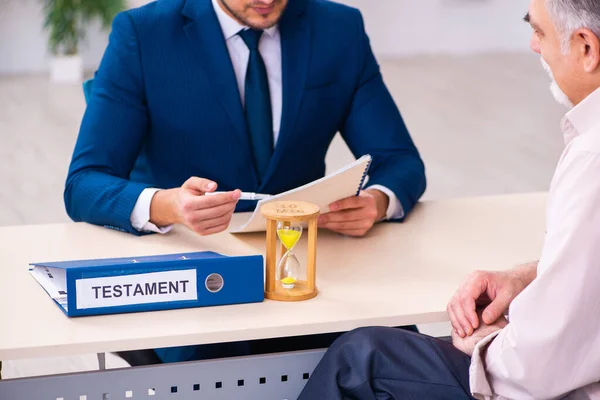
left=0, top=0, right=532, bottom=75
left=342, top=0, right=532, bottom=57
left=0, top=0, right=114, bottom=75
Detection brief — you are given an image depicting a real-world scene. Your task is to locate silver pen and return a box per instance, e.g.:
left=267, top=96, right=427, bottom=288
left=205, top=191, right=273, bottom=201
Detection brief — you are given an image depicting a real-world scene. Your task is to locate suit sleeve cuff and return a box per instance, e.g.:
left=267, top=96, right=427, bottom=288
left=469, top=330, right=501, bottom=400
left=130, top=188, right=173, bottom=234
left=368, top=185, right=405, bottom=220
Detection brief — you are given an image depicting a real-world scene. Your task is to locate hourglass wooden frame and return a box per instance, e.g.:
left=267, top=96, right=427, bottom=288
left=260, top=201, right=320, bottom=302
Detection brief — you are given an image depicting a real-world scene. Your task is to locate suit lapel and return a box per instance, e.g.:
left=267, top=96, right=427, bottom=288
left=181, top=0, right=258, bottom=183
left=260, top=0, right=311, bottom=188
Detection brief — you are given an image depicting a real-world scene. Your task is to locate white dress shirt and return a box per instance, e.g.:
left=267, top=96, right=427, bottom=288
left=130, top=0, right=403, bottom=233
left=470, top=87, right=600, bottom=400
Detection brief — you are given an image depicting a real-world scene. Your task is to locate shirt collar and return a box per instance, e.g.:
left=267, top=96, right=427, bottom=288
left=561, top=87, right=600, bottom=145
left=211, top=0, right=278, bottom=41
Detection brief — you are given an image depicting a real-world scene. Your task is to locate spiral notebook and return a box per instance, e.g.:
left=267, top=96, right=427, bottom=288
left=230, top=154, right=372, bottom=233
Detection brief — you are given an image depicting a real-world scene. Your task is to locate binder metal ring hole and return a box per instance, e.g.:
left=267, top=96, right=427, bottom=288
left=205, top=273, right=224, bottom=293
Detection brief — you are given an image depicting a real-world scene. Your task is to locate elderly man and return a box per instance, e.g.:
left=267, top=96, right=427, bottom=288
left=298, top=0, right=600, bottom=399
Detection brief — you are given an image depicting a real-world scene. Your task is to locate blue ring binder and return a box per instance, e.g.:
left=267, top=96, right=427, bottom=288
left=29, top=252, right=265, bottom=317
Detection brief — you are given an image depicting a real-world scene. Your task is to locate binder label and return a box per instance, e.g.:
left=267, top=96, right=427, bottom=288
left=75, top=269, right=198, bottom=309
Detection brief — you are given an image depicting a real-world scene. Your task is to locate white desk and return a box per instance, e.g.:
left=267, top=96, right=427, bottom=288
left=0, top=193, right=547, bottom=399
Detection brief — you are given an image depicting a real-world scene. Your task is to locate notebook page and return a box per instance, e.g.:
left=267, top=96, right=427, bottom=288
left=230, top=155, right=372, bottom=233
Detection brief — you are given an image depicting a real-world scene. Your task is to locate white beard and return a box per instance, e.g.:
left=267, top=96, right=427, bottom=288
left=540, top=57, right=574, bottom=109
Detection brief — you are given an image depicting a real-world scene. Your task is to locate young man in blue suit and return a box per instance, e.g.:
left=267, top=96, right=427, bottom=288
left=65, top=0, right=425, bottom=238
left=64, top=0, right=426, bottom=363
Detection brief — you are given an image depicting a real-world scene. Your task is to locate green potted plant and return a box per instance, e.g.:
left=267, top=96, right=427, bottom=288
left=42, top=0, right=126, bottom=83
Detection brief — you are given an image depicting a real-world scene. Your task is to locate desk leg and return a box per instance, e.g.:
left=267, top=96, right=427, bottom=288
left=97, top=353, right=106, bottom=371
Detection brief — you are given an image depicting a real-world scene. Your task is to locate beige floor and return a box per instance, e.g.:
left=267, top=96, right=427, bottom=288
left=0, top=53, right=566, bottom=377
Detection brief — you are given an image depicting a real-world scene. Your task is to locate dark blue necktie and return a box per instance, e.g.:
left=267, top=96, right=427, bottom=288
left=238, top=29, right=273, bottom=181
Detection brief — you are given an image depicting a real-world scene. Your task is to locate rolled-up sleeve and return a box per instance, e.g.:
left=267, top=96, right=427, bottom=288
left=470, top=331, right=501, bottom=399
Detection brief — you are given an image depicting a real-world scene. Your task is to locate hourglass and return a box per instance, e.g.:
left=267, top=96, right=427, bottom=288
left=260, top=201, right=320, bottom=302
left=277, top=222, right=302, bottom=289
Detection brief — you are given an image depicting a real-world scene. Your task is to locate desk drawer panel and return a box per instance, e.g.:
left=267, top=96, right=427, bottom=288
left=0, top=349, right=325, bottom=400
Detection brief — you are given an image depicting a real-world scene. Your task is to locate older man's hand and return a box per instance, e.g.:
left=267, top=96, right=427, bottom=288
left=447, top=262, right=537, bottom=338
left=452, top=315, right=508, bottom=357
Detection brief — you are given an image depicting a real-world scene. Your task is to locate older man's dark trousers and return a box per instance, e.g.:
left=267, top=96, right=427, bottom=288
left=298, top=327, right=475, bottom=400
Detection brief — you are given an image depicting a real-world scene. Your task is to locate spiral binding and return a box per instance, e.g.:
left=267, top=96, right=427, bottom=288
left=356, top=155, right=372, bottom=196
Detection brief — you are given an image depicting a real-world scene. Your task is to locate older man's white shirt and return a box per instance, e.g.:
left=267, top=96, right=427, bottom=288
left=470, top=87, right=600, bottom=400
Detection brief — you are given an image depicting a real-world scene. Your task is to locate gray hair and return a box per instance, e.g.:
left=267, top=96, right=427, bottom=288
left=546, top=0, right=600, bottom=53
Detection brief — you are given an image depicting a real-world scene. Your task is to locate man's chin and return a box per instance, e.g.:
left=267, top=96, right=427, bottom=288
left=550, top=82, right=574, bottom=109
left=541, top=57, right=574, bottom=109
left=244, top=8, right=283, bottom=30
left=247, top=17, right=280, bottom=30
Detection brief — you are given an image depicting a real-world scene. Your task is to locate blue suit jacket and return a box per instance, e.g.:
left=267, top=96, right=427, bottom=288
left=64, top=0, right=426, bottom=235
